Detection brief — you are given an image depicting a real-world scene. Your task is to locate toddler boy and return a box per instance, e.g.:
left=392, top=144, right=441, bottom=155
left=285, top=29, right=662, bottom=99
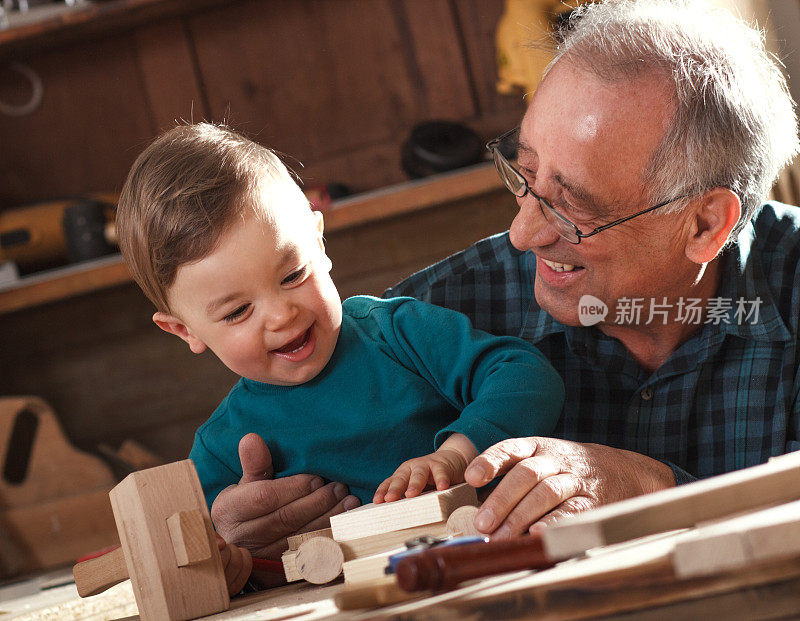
left=116, top=123, right=564, bottom=524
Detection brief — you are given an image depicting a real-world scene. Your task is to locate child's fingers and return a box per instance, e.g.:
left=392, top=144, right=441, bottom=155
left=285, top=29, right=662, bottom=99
left=225, top=546, right=252, bottom=595
left=405, top=465, right=431, bottom=498
left=383, top=472, right=412, bottom=502
left=217, top=536, right=231, bottom=563
left=430, top=461, right=452, bottom=490
left=373, top=478, right=393, bottom=503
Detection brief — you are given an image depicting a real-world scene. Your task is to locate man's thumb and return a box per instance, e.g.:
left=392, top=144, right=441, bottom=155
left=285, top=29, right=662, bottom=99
left=238, top=433, right=274, bottom=484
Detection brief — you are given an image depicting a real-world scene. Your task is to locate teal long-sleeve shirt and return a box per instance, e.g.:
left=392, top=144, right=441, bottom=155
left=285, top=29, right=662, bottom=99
left=190, top=296, right=565, bottom=507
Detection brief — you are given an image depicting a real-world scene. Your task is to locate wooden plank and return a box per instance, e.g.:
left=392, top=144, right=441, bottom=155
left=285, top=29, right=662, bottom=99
left=330, top=484, right=477, bottom=542
left=324, top=163, right=501, bottom=231
left=287, top=527, right=334, bottom=551
left=109, top=460, right=228, bottom=620
left=339, top=522, right=450, bottom=562
left=342, top=548, right=402, bottom=584
left=335, top=576, right=419, bottom=610
left=672, top=498, right=800, bottom=578
left=542, top=450, right=800, bottom=560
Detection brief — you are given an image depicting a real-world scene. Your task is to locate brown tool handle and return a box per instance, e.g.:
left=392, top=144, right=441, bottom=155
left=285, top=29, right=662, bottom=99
left=73, top=546, right=129, bottom=597
left=395, top=535, right=555, bottom=592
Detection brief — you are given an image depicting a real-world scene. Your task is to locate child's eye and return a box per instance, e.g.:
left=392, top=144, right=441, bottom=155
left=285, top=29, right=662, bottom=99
left=282, top=266, right=307, bottom=285
left=223, top=304, right=249, bottom=323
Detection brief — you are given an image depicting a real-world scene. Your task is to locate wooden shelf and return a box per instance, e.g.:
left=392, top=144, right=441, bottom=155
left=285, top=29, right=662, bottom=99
left=0, top=163, right=502, bottom=315
left=0, top=0, right=235, bottom=58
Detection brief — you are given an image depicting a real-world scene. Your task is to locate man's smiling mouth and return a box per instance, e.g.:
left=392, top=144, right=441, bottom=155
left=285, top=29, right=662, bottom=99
left=542, top=258, right=584, bottom=273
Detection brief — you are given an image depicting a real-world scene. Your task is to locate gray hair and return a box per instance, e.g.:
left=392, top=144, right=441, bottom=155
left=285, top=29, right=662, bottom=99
left=550, top=0, right=799, bottom=238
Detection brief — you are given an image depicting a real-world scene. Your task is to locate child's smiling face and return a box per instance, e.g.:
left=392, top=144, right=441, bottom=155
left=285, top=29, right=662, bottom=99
left=158, top=178, right=343, bottom=386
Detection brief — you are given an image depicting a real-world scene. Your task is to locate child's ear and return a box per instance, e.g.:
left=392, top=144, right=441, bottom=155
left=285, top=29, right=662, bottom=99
left=152, top=312, right=208, bottom=354
left=312, top=210, right=332, bottom=270
left=313, top=210, right=325, bottom=243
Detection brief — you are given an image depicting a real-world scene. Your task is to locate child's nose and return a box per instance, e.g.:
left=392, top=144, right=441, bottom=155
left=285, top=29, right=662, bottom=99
left=264, top=300, right=299, bottom=332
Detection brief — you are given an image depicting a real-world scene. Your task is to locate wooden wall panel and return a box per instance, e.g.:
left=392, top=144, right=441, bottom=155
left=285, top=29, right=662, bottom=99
left=451, top=0, right=528, bottom=134
left=133, top=19, right=209, bottom=130
left=0, top=0, right=514, bottom=204
left=0, top=36, right=155, bottom=207
left=187, top=0, right=479, bottom=193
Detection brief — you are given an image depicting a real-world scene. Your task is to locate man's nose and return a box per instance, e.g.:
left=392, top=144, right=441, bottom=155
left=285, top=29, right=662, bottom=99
left=509, top=194, right=560, bottom=250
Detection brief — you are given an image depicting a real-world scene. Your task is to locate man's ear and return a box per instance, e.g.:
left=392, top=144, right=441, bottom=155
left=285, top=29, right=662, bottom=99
left=684, top=188, right=741, bottom=264
left=152, top=312, right=208, bottom=354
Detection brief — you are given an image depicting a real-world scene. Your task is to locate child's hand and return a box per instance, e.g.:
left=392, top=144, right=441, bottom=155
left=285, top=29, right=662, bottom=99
left=373, top=433, right=479, bottom=503
left=216, top=534, right=253, bottom=596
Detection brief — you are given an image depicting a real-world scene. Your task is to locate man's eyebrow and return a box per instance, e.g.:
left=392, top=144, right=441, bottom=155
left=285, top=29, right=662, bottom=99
left=517, top=138, right=608, bottom=213
left=554, top=173, right=597, bottom=207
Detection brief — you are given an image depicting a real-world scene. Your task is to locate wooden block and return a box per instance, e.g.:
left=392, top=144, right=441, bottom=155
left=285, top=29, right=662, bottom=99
left=446, top=505, right=482, bottom=537
left=281, top=550, right=302, bottom=583
left=295, top=537, right=344, bottom=584
left=73, top=546, right=128, bottom=597
left=542, top=450, right=800, bottom=560
left=330, top=484, right=478, bottom=541
left=287, top=527, right=333, bottom=551
left=342, top=548, right=403, bottom=583
left=339, top=521, right=450, bottom=561
left=166, top=510, right=212, bottom=567
left=109, top=460, right=228, bottom=621
left=672, top=498, right=800, bottom=578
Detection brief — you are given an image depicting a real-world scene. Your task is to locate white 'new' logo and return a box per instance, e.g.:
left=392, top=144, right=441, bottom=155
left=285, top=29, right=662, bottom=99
left=578, top=295, right=608, bottom=326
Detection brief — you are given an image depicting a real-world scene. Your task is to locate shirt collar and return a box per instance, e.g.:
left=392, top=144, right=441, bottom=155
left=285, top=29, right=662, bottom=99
left=714, top=218, right=791, bottom=342
left=519, top=221, right=791, bottom=345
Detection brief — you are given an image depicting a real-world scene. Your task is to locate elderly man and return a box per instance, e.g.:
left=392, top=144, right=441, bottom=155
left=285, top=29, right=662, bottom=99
left=211, top=0, right=800, bottom=559
left=386, top=0, right=800, bottom=537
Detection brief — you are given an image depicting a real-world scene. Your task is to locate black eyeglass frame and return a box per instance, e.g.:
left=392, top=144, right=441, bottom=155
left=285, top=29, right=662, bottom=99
left=486, top=127, right=688, bottom=244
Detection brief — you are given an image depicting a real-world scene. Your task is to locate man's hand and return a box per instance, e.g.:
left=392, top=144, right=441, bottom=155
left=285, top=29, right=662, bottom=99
left=373, top=433, right=478, bottom=503
left=464, top=437, right=676, bottom=537
left=211, top=433, right=360, bottom=559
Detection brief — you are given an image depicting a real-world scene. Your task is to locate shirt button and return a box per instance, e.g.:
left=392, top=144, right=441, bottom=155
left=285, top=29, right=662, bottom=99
left=641, top=387, right=654, bottom=401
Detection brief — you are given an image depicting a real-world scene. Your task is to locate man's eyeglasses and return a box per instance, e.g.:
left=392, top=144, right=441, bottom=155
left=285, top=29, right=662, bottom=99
left=486, top=126, right=686, bottom=244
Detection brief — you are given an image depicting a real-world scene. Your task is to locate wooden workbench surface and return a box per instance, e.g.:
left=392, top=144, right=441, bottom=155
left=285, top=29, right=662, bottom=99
left=7, top=527, right=800, bottom=621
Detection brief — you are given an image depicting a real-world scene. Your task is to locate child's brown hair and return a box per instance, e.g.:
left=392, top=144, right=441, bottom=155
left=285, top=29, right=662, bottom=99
left=117, top=123, right=293, bottom=312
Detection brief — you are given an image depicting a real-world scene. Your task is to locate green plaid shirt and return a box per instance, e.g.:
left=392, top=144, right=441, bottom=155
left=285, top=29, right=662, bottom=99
left=385, top=202, right=800, bottom=484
